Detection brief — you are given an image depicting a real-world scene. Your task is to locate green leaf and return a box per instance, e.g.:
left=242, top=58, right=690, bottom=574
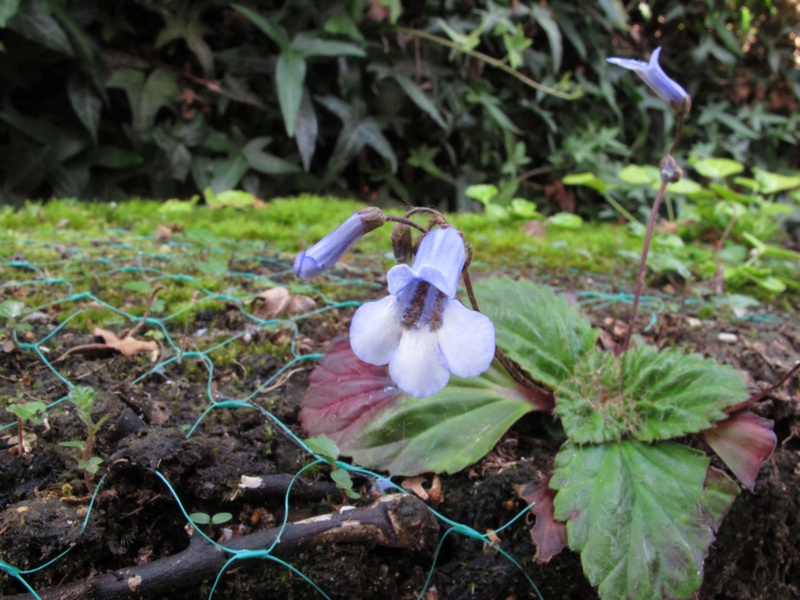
left=0, top=300, right=26, bottom=320
left=330, top=467, right=355, bottom=491
left=531, top=6, right=562, bottom=72
left=291, top=31, right=365, bottom=58
left=195, top=256, right=228, bottom=276
left=305, top=435, right=340, bottom=461
left=548, top=212, right=583, bottom=229
left=295, top=90, right=318, bottom=172
left=474, top=279, right=597, bottom=389
left=318, top=96, right=397, bottom=179
left=211, top=512, right=233, bottom=525
left=231, top=4, right=289, bottom=49
left=189, top=512, right=211, bottom=525
left=7, top=0, right=72, bottom=55
left=243, top=137, right=301, bottom=175
left=0, top=0, right=22, bottom=28
left=753, top=168, right=800, bottom=195
left=551, top=441, right=738, bottom=600
left=465, top=184, right=499, bottom=205
left=557, top=346, right=748, bottom=444
left=345, top=361, right=539, bottom=475
left=619, top=164, right=659, bottom=186
left=78, top=456, right=103, bottom=474
left=84, top=145, right=144, bottom=169
left=562, top=172, right=610, bottom=194
left=276, top=49, right=307, bottom=138
left=692, top=158, right=744, bottom=179
left=6, top=401, right=48, bottom=425
left=68, top=75, right=102, bottom=144
left=59, top=441, right=86, bottom=449
left=121, top=281, right=152, bottom=292
left=387, top=71, right=446, bottom=129
left=69, top=386, right=97, bottom=413
left=663, top=178, right=704, bottom=196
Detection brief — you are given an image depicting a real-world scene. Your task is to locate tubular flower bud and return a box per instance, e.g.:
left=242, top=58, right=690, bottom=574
left=607, top=47, right=691, bottom=113
left=294, top=208, right=386, bottom=280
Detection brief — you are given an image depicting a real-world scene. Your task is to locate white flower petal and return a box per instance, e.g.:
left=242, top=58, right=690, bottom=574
left=386, top=264, right=415, bottom=296
left=389, top=329, right=450, bottom=399
left=350, top=296, right=403, bottom=365
left=436, top=299, right=495, bottom=378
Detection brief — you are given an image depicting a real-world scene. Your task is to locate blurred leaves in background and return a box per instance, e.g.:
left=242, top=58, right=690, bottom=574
left=0, top=0, right=797, bottom=215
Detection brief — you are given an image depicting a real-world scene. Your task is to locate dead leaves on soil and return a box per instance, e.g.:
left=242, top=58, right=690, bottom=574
left=55, top=327, right=159, bottom=363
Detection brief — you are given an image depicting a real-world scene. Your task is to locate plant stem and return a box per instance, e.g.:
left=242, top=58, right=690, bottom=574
left=621, top=178, right=668, bottom=353
left=384, top=215, right=429, bottom=234
left=396, top=27, right=582, bottom=100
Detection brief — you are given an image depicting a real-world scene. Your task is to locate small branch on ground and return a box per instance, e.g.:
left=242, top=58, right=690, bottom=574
left=3, top=494, right=436, bottom=600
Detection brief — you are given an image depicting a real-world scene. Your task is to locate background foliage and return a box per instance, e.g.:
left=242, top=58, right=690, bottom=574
left=0, top=0, right=798, bottom=215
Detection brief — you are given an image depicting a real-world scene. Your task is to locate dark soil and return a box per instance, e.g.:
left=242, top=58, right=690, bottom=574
left=1, top=269, right=798, bottom=600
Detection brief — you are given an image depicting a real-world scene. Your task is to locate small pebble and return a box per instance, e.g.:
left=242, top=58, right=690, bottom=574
left=686, top=318, right=702, bottom=329
left=717, top=332, right=738, bottom=343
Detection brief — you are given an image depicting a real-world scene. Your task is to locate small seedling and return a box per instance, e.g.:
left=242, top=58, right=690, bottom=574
left=188, top=511, right=234, bottom=536
left=4, top=397, right=48, bottom=455
left=305, top=435, right=360, bottom=500
left=59, top=386, right=109, bottom=492
left=0, top=300, right=33, bottom=353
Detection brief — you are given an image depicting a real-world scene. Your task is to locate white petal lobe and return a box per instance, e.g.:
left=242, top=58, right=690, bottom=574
left=350, top=296, right=403, bottom=365
left=436, top=300, right=496, bottom=378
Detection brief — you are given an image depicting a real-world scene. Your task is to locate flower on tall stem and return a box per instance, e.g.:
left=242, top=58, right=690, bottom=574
left=294, top=208, right=386, bottom=281
left=607, top=47, right=691, bottom=114
left=350, top=227, right=495, bottom=399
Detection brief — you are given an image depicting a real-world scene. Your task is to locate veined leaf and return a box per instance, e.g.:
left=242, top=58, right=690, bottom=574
left=276, top=48, right=307, bottom=138
left=475, top=278, right=597, bottom=389
left=300, top=338, right=544, bottom=475
left=349, top=359, right=542, bottom=475
left=551, top=440, right=739, bottom=600
left=557, top=346, right=748, bottom=443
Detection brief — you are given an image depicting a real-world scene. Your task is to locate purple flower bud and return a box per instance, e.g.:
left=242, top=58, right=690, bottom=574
left=607, top=47, right=691, bottom=113
left=294, top=208, right=386, bottom=280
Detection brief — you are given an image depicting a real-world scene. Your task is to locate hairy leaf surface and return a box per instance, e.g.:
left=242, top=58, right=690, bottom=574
left=557, top=345, right=748, bottom=443
left=551, top=441, right=738, bottom=600
left=475, top=278, right=597, bottom=389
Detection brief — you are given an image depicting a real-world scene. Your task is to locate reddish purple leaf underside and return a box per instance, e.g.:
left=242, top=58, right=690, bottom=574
left=299, top=336, right=406, bottom=446
left=702, top=410, right=776, bottom=491
left=515, top=477, right=568, bottom=563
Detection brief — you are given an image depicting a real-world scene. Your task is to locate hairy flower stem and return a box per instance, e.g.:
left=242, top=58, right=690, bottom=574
left=621, top=178, right=669, bottom=354
left=384, top=215, right=429, bottom=234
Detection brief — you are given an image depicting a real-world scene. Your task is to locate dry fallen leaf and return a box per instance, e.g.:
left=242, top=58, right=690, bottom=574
left=401, top=476, right=429, bottom=501
left=252, top=287, right=317, bottom=320
left=93, top=327, right=160, bottom=362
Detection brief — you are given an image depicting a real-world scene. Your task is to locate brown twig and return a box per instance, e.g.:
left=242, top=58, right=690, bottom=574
left=2, top=494, right=436, bottom=600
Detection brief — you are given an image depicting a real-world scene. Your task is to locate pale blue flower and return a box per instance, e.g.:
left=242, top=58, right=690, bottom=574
left=607, top=47, right=691, bottom=112
left=294, top=208, right=386, bottom=280
left=350, top=227, right=495, bottom=399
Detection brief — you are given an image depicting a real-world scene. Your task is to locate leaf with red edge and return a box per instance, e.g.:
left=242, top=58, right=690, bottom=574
left=702, top=410, right=776, bottom=490
left=299, top=336, right=406, bottom=446
left=515, top=477, right=568, bottom=563
left=300, top=336, right=544, bottom=475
